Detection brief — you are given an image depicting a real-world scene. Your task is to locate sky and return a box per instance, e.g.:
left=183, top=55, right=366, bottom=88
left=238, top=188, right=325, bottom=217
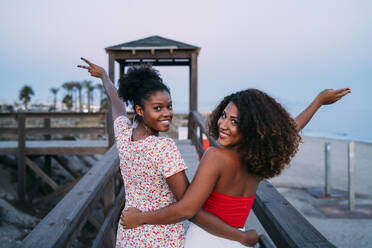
left=1, top=0, right=371, bottom=140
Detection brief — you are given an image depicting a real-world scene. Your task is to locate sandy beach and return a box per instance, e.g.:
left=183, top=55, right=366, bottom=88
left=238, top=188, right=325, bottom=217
left=246, top=136, right=372, bottom=247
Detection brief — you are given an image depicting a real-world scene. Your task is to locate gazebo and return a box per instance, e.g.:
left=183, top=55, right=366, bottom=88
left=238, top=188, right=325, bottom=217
left=105, top=35, right=200, bottom=113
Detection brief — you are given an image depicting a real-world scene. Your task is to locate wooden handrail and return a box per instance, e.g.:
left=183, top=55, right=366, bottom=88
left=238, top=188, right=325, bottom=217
left=21, top=145, right=124, bottom=248
left=188, top=110, right=336, bottom=248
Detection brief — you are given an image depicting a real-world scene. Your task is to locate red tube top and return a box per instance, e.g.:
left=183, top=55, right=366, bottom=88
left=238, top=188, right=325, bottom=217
left=202, top=190, right=255, bottom=227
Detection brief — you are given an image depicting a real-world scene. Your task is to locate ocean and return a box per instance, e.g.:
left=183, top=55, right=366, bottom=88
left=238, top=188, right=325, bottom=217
left=172, top=100, right=372, bottom=144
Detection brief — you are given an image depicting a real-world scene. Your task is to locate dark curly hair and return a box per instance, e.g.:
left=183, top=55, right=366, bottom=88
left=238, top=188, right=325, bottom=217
left=117, top=64, right=170, bottom=109
left=208, top=89, right=301, bottom=179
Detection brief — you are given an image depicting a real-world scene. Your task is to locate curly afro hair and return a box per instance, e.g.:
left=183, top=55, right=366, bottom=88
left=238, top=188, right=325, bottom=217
left=208, top=89, right=301, bottom=179
left=117, top=64, right=170, bottom=109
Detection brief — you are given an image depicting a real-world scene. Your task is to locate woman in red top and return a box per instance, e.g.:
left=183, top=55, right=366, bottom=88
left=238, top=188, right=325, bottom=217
left=122, top=88, right=350, bottom=247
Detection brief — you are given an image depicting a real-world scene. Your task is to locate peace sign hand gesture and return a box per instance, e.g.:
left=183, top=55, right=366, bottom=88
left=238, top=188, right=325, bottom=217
left=77, top=57, right=105, bottom=78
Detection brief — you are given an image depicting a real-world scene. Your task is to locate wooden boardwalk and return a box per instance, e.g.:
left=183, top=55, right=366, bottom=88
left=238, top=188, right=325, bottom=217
left=0, top=140, right=109, bottom=155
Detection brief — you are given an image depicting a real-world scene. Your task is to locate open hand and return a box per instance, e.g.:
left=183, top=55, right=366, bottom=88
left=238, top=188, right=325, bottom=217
left=77, top=57, right=105, bottom=78
left=316, top=88, right=351, bottom=106
left=240, top=229, right=259, bottom=246
left=120, top=207, right=142, bottom=229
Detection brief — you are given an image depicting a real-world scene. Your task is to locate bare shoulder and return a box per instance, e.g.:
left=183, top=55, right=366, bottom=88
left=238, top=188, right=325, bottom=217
left=201, top=146, right=233, bottom=166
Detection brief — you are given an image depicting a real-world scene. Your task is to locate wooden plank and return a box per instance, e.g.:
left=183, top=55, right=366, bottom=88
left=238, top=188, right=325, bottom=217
left=0, top=128, right=18, bottom=134
left=33, top=180, right=79, bottom=205
left=88, top=216, right=102, bottom=230
left=26, top=146, right=108, bottom=155
left=92, top=186, right=125, bottom=248
left=25, top=156, right=59, bottom=190
left=25, top=127, right=106, bottom=135
left=113, top=50, right=194, bottom=60
left=0, top=112, right=105, bottom=118
left=21, top=146, right=120, bottom=248
left=253, top=180, right=336, bottom=248
left=52, top=156, right=79, bottom=179
left=189, top=52, right=198, bottom=112
left=17, top=114, right=26, bottom=201
left=104, top=178, right=116, bottom=247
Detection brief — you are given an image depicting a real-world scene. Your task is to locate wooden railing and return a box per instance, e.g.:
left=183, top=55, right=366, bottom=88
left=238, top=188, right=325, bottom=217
left=189, top=110, right=336, bottom=248
left=21, top=145, right=124, bottom=248
left=0, top=112, right=113, bottom=201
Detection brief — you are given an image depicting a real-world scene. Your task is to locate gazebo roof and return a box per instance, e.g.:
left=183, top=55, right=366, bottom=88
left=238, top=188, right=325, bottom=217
left=106, top=35, right=199, bottom=51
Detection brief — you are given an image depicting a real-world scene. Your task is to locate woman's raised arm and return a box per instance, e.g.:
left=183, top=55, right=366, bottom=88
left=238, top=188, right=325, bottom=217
left=294, top=87, right=351, bottom=131
left=77, top=57, right=126, bottom=120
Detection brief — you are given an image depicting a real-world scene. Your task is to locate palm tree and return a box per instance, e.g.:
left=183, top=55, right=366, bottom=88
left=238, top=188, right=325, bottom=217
left=50, top=87, right=59, bottom=111
left=100, top=97, right=109, bottom=112
left=75, top=82, right=83, bottom=112
left=19, top=85, right=35, bottom=110
left=96, top=84, right=105, bottom=110
left=62, top=94, right=73, bottom=111
left=83, top=80, right=94, bottom=112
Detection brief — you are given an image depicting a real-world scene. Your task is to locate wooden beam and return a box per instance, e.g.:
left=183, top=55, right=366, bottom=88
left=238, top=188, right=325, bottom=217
left=25, top=127, right=106, bottom=135
left=17, top=114, right=26, bottom=200
left=25, top=156, right=59, bottom=190
left=113, top=50, right=194, bottom=60
left=103, top=178, right=115, bottom=247
left=21, top=146, right=120, bottom=248
left=189, top=52, right=198, bottom=112
left=33, top=180, right=79, bottom=205
left=52, top=156, right=79, bottom=179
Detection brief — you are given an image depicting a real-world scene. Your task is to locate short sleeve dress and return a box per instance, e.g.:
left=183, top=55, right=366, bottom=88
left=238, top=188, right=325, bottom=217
left=114, top=116, right=188, bottom=248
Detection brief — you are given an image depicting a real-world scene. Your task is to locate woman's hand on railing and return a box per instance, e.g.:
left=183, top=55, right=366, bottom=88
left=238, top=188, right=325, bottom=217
left=239, top=229, right=259, bottom=247
left=120, top=207, right=143, bottom=229
left=77, top=57, right=106, bottom=78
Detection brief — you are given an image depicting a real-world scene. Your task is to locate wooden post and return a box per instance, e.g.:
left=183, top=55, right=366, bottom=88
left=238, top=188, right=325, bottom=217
left=119, top=62, right=125, bottom=79
left=189, top=52, right=198, bottom=112
left=107, top=53, right=115, bottom=148
left=44, top=118, right=51, bottom=176
left=104, top=178, right=115, bottom=247
left=17, top=114, right=26, bottom=201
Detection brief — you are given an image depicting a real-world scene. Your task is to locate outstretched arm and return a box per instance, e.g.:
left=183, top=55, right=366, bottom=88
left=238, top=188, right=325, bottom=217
left=77, top=57, right=125, bottom=120
left=294, top=88, right=351, bottom=131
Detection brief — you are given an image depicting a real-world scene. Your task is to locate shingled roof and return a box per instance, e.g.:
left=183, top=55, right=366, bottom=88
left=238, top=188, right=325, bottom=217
left=106, top=35, right=199, bottom=51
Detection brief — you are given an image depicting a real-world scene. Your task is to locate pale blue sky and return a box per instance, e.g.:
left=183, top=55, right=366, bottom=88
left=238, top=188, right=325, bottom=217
left=0, top=0, right=371, bottom=139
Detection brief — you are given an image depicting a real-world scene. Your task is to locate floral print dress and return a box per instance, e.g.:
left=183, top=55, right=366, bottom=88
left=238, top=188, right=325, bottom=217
left=114, top=116, right=188, bottom=248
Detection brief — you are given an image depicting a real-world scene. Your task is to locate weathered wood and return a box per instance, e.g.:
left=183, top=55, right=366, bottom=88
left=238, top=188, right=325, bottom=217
left=33, top=180, right=78, bottom=205
left=253, top=180, right=336, bottom=248
left=88, top=216, right=102, bottom=230
left=25, top=156, right=59, bottom=190
left=21, top=146, right=120, bottom=248
left=104, top=178, right=116, bottom=247
left=189, top=52, right=198, bottom=112
left=258, top=234, right=275, bottom=248
left=17, top=114, right=26, bottom=200
left=113, top=50, right=195, bottom=60
left=92, top=186, right=125, bottom=248
left=44, top=118, right=52, bottom=176
left=25, top=127, right=106, bottom=135
left=0, top=128, right=18, bottom=134
left=0, top=112, right=105, bottom=118
left=52, top=156, right=80, bottom=179
left=190, top=111, right=218, bottom=147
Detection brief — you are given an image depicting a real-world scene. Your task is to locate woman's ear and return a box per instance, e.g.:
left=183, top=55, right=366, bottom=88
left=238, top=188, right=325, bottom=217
left=135, top=105, right=144, bottom=118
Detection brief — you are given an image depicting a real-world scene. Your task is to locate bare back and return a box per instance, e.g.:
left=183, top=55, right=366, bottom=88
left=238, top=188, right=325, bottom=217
left=212, top=147, right=261, bottom=197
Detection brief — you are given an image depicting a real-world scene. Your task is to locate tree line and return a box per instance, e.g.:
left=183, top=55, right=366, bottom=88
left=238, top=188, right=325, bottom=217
left=4, top=81, right=108, bottom=112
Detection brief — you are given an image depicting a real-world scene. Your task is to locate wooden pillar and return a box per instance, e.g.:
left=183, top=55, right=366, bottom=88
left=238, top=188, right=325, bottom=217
left=119, top=62, right=125, bottom=79
left=107, top=53, right=115, bottom=148
left=44, top=118, right=51, bottom=176
left=189, top=52, right=198, bottom=112
left=104, top=178, right=115, bottom=247
left=17, top=114, right=26, bottom=201
left=188, top=52, right=198, bottom=140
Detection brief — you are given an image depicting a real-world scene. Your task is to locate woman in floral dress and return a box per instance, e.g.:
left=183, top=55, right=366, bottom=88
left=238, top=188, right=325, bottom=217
left=78, top=58, right=257, bottom=247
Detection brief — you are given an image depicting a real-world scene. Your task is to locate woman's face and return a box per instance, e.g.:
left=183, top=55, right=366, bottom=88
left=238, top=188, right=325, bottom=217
left=138, top=90, right=173, bottom=133
left=217, top=102, right=241, bottom=147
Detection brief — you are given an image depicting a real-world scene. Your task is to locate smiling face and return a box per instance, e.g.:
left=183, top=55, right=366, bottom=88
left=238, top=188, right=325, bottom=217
left=136, top=90, right=173, bottom=133
left=217, top=101, right=242, bottom=147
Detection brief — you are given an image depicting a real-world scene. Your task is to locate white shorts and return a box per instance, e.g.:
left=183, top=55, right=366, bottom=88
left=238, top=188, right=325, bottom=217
left=184, top=222, right=252, bottom=248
